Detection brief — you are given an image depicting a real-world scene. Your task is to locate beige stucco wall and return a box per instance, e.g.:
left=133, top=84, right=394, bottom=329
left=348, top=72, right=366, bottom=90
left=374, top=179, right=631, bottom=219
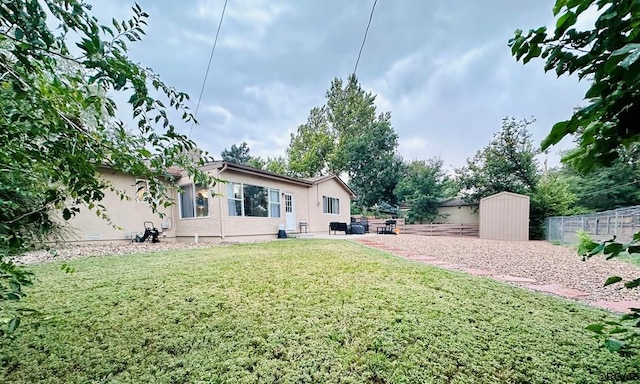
left=306, top=177, right=352, bottom=233
left=175, top=170, right=353, bottom=240
left=173, top=168, right=222, bottom=241
left=67, top=166, right=353, bottom=243
left=65, top=170, right=175, bottom=242
left=479, top=192, right=530, bottom=241
left=219, top=169, right=310, bottom=238
left=437, top=206, right=479, bottom=224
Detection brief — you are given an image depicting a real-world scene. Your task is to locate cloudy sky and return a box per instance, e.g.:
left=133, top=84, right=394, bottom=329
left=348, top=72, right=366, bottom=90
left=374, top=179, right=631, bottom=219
left=92, top=0, right=594, bottom=171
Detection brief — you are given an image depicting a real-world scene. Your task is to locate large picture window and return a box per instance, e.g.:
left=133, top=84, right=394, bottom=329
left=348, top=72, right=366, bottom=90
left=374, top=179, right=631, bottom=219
left=244, top=184, right=268, bottom=217
left=180, top=184, right=209, bottom=218
left=228, top=182, right=280, bottom=218
left=323, top=196, right=340, bottom=214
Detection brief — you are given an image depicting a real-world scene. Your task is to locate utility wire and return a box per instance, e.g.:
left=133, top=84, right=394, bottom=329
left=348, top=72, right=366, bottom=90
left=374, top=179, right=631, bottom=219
left=571, top=179, right=640, bottom=198
left=189, top=0, right=228, bottom=138
left=353, top=0, right=378, bottom=75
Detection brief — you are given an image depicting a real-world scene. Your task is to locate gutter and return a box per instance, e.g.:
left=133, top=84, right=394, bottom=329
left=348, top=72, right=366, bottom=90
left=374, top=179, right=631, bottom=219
left=218, top=163, right=228, bottom=239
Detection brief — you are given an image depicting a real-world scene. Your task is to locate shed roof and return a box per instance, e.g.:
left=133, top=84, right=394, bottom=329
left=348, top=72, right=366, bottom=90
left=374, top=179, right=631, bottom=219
left=480, top=191, right=530, bottom=202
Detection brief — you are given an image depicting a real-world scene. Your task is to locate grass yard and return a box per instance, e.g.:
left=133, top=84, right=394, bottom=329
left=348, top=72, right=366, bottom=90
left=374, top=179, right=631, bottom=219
left=1, top=240, right=638, bottom=383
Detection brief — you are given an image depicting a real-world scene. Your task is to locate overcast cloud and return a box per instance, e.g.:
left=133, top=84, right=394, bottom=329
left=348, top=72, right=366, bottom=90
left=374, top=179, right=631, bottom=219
left=91, top=0, right=593, bottom=171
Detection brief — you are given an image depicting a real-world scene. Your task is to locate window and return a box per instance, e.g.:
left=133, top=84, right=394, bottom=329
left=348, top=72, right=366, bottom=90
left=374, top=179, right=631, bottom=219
left=323, top=196, right=340, bottom=214
left=270, top=189, right=281, bottom=218
left=180, top=184, right=209, bottom=218
left=244, top=184, right=268, bottom=217
left=135, top=179, right=149, bottom=203
left=284, top=194, right=293, bottom=214
left=228, top=182, right=280, bottom=218
left=228, top=183, right=242, bottom=217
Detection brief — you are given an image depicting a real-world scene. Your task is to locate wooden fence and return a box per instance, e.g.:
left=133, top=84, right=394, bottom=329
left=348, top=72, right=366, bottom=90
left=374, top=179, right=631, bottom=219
left=363, top=219, right=479, bottom=237
left=401, top=223, right=479, bottom=237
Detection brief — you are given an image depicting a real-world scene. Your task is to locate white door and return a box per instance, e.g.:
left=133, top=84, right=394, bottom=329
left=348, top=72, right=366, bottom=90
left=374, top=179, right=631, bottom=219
left=284, top=193, right=295, bottom=231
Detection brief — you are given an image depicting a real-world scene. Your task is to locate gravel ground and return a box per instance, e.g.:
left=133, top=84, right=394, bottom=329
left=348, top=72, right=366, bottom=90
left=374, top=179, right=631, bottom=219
left=370, top=234, right=640, bottom=303
left=14, top=241, right=237, bottom=265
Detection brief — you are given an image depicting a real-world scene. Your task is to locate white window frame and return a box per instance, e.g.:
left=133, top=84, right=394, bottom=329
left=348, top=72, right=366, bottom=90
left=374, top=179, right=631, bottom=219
left=227, top=182, right=281, bottom=218
left=269, top=189, right=281, bottom=218
left=323, top=196, right=340, bottom=215
left=179, top=183, right=210, bottom=219
left=227, top=182, right=243, bottom=217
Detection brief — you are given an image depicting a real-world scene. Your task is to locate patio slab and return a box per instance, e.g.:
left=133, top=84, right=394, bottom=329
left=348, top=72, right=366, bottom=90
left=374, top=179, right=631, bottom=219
left=591, top=300, right=640, bottom=313
left=419, top=260, right=462, bottom=269
left=522, top=284, right=588, bottom=299
left=461, top=268, right=495, bottom=276
left=493, top=275, right=537, bottom=283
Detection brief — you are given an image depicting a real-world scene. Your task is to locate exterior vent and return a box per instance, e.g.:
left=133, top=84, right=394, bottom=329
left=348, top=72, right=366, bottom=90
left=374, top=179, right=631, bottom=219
left=85, top=233, right=102, bottom=241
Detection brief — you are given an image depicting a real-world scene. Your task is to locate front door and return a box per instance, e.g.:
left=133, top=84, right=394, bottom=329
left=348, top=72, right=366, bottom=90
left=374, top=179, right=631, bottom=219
left=284, top=193, right=295, bottom=231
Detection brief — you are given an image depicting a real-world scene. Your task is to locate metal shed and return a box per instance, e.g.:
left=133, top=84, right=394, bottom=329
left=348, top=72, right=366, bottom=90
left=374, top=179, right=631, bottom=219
left=479, top=191, right=530, bottom=241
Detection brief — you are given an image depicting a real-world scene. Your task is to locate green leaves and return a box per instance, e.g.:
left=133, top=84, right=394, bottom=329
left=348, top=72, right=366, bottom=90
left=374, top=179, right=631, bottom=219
left=620, top=47, right=640, bottom=69
left=395, top=158, right=451, bottom=224
left=0, top=0, right=221, bottom=336
left=512, top=0, right=640, bottom=171
left=604, top=276, right=623, bottom=286
left=555, top=11, right=577, bottom=37
left=604, top=338, right=626, bottom=353
left=586, top=323, right=604, bottom=334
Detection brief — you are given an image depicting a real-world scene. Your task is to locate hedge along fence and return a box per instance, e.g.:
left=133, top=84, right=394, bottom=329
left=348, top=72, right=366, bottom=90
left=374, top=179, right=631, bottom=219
left=364, top=218, right=479, bottom=237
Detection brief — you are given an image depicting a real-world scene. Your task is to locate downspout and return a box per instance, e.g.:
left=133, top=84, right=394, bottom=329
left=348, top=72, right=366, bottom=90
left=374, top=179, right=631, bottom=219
left=218, top=163, right=228, bottom=240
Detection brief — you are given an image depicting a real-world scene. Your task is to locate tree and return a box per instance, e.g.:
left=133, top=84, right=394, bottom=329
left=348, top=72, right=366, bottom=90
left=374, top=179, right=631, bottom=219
left=456, top=117, right=540, bottom=203
left=0, top=1, right=217, bottom=336
left=287, top=74, right=401, bottom=208
left=511, top=0, right=640, bottom=353
left=395, top=158, right=452, bottom=224
left=324, top=75, right=379, bottom=175
left=529, top=172, right=579, bottom=238
left=557, top=145, right=640, bottom=212
left=456, top=118, right=563, bottom=239
left=221, top=142, right=252, bottom=165
left=510, top=0, right=640, bottom=172
left=262, top=156, right=289, bottom=175
left=344, top=116, right=403, bottom=208
left=287, top=107, right=335, bottom=177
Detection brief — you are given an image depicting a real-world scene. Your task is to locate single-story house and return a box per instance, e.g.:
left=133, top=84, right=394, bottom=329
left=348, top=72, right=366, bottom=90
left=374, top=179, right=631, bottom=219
left=65, top=161, right=355, bottom=242
left=436, top=198, right=479, bottom=224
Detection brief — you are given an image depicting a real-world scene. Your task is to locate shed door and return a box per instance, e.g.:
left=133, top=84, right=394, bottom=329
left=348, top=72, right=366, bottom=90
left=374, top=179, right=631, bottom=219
left=284, top=193, right=295, bottom=231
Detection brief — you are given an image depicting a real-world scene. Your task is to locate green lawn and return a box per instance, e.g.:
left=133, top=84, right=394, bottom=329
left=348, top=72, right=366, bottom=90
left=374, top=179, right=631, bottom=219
left=1, top=240, right=638, bottom=383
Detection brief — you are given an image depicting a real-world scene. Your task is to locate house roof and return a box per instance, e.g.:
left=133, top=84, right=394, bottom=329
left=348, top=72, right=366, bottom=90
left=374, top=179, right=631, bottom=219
left=210, top=161, right=312, bottom=187
left=304, top=174, right=356, bottom=198
left=438, top=198, right=478, bottom=207
left=205, top=161, right=356, bottom=197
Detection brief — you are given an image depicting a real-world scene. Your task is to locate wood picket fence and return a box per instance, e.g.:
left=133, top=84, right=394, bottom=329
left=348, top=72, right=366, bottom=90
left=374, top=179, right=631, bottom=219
left=363, top=218, right=479, bottom=237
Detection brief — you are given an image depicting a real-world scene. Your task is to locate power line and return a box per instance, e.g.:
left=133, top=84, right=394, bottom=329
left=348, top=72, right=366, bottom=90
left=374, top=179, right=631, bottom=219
left=572, top=179, right=640, bottom=198
left=189, top=0, right=229, bottom=138
left=353, top=0, right=378, bottom=75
